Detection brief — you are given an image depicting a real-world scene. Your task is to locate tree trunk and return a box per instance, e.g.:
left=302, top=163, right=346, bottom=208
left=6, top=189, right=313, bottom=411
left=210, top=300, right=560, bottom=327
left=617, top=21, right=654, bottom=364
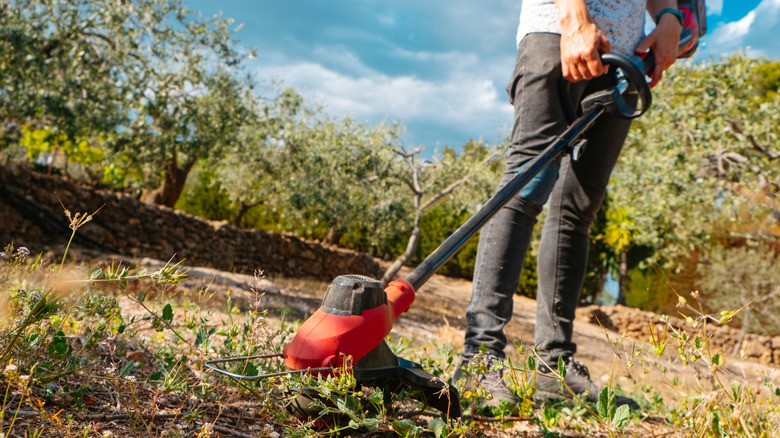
left=233, top=200, right=264, bottom=228
left=616, top=251, right=629, bottom=306
left=141, top=154, right=195, bottom=208
left=591, top=265, right=608, bottom=304
left=325, top=226, right=342, bottom=246
left=381, top=212, right=422, bottom=286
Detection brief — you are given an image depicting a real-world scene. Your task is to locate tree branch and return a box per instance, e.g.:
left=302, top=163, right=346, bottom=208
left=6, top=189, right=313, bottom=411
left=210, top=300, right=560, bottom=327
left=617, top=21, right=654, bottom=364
left=77, top=34, right=105, bottom=64
left=80, top=30, right=117, bottom=49
left=394, top=147, right=423, bottom=196
left=420, top=177, right=468, bottom=212
left=724, top=118, right=779, bottom=160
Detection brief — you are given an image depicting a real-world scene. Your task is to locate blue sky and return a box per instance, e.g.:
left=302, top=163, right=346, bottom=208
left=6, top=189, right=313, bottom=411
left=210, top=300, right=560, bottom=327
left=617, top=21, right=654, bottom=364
left=186, top=0, right=776, bottom=151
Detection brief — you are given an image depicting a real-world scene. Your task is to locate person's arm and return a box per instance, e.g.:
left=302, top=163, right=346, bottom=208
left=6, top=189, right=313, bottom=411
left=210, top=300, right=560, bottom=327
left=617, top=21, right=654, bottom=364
left=636, top=0, right=683, bottom=87
left=555, top=0, right=611, bottom=82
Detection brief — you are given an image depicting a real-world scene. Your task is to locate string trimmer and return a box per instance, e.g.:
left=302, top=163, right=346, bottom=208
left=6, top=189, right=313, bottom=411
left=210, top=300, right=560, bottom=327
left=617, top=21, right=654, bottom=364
left=206, top=2, right=706, bottom=421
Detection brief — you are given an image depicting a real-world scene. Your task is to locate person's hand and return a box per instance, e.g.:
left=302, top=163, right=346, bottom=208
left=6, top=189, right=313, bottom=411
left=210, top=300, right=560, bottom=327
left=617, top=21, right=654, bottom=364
left=635, top=13, right=682, bottom=88
left=560, top=19, right=611, bottom=82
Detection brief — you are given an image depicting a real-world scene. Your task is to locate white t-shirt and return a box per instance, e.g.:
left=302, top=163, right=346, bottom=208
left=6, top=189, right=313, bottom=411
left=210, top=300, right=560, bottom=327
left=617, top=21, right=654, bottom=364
left=516, top=0, right=646, bottom=56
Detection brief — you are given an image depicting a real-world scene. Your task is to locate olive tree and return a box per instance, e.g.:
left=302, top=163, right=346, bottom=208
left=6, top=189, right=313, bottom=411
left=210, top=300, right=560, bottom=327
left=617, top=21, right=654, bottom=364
left=609, top=54, right=779, bottom=267
left=212, top=87, right=304, bottom=227
left=275, top=113, right=402, bottom=244
left=213, top=85, right=405, bottom=243
left=0, top=0, right=130, bottom=161
left=606, top=54, right=779, bottom=313
left=1, top=0, right=253, bottom=205
left=380, top=140, right=501, bottom=285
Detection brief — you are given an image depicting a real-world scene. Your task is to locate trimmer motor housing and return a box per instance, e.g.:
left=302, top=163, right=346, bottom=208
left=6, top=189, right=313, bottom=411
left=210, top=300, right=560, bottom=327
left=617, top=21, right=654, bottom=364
left=283, top=275, right=415, bottom=371
left=677, top=0, right=707, bottom=58
left=283, top=275, right=461, bottom=419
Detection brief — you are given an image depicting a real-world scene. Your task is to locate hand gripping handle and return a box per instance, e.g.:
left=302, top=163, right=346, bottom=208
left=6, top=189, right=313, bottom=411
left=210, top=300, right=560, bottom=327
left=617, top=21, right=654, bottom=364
left=599, top=53, right=653, bottom=119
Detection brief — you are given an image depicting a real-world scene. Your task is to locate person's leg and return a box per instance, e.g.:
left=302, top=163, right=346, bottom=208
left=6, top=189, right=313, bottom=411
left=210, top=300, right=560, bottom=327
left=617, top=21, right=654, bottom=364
left=464, top=32, right=587, bottom=358
left=534, top=83, right=634, bottom=364
left=531, top=74, right=640, bottom=409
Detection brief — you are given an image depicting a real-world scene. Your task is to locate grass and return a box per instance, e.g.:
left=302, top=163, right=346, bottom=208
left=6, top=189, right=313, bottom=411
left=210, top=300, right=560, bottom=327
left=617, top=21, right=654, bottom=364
left=1, top=207, right=780, bottom=437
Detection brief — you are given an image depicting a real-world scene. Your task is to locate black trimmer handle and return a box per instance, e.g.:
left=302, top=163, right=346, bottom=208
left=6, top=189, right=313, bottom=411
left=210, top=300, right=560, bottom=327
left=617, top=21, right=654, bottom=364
left=595, top=53, right=653, bottom=119
left=606, top=1, right=703, bottom=118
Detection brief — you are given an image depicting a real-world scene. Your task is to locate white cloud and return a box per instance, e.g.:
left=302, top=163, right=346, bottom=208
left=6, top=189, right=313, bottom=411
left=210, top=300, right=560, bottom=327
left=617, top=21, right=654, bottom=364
left=391, top=47, right=479, bottom=66
left=707, top=0, right=724, bottom=15
left=253, top=36, right=514, bottom=148
left=310, top=46, right=376, bottom=78
left=255, top=60, right=511, bottom=147
left=376, top=14, right=395, bottom=26
left=700, top=0, right=780, bottom=59
left=712, top=10, right=756, bottom=43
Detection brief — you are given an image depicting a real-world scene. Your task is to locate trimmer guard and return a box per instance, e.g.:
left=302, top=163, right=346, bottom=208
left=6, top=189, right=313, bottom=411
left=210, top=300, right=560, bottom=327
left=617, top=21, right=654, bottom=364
left=286, top=339, right=461, bottom=420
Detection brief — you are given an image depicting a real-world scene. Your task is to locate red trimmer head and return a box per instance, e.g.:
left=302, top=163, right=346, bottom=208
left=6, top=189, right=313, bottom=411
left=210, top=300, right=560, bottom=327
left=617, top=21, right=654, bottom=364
left=282, top=276, right=415, bottom=370
left=282, top=275, right=461, bottom=419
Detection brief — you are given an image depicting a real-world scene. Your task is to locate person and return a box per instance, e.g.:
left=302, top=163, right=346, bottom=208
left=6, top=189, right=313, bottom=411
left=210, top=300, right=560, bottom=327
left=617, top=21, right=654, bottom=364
left=454, top=0, right=684, bottom=411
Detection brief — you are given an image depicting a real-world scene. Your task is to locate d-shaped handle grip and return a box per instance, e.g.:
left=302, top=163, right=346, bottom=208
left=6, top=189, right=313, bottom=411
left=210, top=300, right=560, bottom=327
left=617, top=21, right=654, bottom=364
left=600, top=53, right=653, bottom=119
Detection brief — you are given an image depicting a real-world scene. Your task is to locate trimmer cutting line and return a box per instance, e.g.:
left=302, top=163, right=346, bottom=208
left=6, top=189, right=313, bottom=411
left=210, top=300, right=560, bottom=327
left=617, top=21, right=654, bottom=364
left=206, top=0, right=707, bottom=421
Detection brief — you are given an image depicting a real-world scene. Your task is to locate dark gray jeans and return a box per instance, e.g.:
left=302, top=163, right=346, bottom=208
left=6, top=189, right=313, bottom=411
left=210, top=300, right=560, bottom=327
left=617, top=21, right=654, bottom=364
left=464, top=33, right=633, bottom=362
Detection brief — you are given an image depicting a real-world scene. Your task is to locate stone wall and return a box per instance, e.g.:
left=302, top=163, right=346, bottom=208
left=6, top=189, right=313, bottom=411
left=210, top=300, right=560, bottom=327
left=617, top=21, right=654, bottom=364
left=0, top=163, right=381, bottom=281
left=577, top=304, right=780, bottom=367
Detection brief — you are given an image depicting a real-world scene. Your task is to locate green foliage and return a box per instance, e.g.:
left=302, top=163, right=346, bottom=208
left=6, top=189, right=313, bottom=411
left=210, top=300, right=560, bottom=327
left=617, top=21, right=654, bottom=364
left=416, top=205, right=480, bottom=278
left=596, top=387, right=630, bottom=429
left=753, top=61, right=780, bottom=98
left=20, top=125, right=106, bottom=168
left=287, top=368, right=388, bottom=434
left=272, top=113, right=403, bottom=242
left=0, top=0, right=129, bottom=149
left=696, top=243, right=780, bottom=336
left=612, top=53, right=779, bottom=270
left=1, top=0, right=255, bottom=206
left=175, top=166, right=236, bottom=221
left=602, top=208, right=637, bottom=253
left=209, top=87, right=301, bottom=225
left=206, top=86, right=412, bottom=242
left=0, top=248, right=123, bottom=384
left=622, top=267, right=675, bottom=313
left=607, top=53, right=780, bottom=314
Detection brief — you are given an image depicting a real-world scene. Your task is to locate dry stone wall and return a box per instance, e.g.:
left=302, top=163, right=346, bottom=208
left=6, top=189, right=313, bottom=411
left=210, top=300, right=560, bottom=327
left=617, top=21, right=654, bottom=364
left=577, top=304, right=780, bottom=367
left=0, top=163, right=381, bottom=281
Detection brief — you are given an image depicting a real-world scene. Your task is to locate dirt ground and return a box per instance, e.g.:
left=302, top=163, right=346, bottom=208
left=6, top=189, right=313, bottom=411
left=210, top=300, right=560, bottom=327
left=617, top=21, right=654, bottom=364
left=160, top=257, right=780, bottom=437
left=11, top=254, right=777, bottom=438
